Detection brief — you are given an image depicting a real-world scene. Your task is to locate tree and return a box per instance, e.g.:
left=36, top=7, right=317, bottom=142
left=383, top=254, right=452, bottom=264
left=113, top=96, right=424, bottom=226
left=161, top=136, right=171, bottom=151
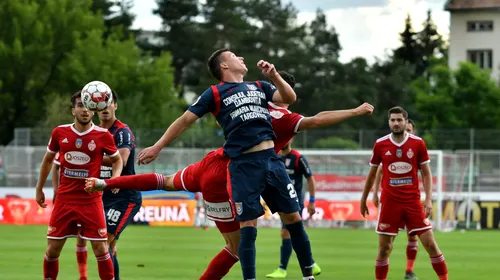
left=91, top=0, right=135, bottom=40
left=413, top=62, right=500, bottom=149
left=0, top=0, right=180, bottom=145
left=393, top=14, right=422, bottom=78
left=416, top=10, right=446, bottom=79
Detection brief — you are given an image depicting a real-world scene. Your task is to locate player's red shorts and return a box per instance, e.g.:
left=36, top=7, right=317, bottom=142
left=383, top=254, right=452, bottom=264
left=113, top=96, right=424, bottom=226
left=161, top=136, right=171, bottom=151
left=376, top=198, right=432, bottom=236
left=173, top=150, right=239, bottom=233
left=47, top=201, right=108, bottom=241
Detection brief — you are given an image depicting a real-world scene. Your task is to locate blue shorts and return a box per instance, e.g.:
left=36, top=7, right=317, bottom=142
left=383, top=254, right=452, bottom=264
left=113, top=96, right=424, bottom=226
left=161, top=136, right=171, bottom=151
left=103, top=198, right=142, bottom=239
left=228, top=148, right=300, bottom=222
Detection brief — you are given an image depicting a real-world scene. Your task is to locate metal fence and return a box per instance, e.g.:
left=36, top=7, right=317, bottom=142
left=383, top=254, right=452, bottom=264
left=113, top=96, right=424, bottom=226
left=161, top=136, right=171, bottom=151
left=0, top=146, right=499, bottom=193
left=10, top=127, right=500, bottom=150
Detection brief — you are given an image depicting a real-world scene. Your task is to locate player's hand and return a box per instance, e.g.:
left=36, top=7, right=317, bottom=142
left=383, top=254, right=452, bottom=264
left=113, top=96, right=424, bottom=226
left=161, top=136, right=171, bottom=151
left=111, top=188, right=120, bottom=194
left=137, top=145, right=161, bottom=165
left=36, top=189, right=47, bottom=208
left=354, top=102, right=374, bottom=116
left=360, top=200, right=369, bottom=218
left=372, top=193, right=379, bottom=208
left=257, top=60, right=278, bottom=78
left=307, top=202, right=316, bottom=218
left=424, top=198, right=432, bottom=218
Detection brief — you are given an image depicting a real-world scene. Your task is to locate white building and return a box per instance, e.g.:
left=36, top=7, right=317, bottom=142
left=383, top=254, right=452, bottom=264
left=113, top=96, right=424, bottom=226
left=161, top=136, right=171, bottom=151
left=445, top=0, right=500, bottom=81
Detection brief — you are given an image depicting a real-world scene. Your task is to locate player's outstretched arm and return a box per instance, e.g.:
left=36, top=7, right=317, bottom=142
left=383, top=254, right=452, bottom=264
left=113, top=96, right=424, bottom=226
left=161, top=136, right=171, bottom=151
left=360, top=166, right=378, bottom=217
left=257, top=60, right=297, bottom=104
left=371, top=165, right=383, bottom=207
left=36, top=152, right=56, bottom=208
left=298, top=102, right=374, bottom=131
left=138, top=111, right=199, bottom=165
left=109, top=153, right=123, bottom=180
left=420, top=163, right=433, bottom=217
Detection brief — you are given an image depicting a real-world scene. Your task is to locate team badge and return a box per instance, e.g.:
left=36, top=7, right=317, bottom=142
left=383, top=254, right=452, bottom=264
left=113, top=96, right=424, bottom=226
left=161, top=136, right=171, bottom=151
left=235, top=202, right=243, bottom=216
left=424, top=218, right=431, bottom=226
left=407, top=148, right=414, bottom=159
left=47, top=226, right=56, bottom=235
left=396, top=149, right=402, bottom=158
left=75, top=138, right=82, bottom=148
left=247, top=84, right=257, bottom=90
left=98, top=228, right=107, bottom=237
left=88, top=140, right=96, bottom=151
left=378, top=223, right=390, bottom=230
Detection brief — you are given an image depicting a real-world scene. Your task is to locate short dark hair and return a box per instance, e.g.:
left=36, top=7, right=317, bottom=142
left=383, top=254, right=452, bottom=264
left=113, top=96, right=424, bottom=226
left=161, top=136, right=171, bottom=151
left=276, top=71, right=296, bottom=88
left=112, top=90, right=118, bottom=104
left=71, top=91, right=82, bottom=107
left=207, top=48, right=229, bottom=81
left=407, top=118, right=416, bottom=128
left=388, top=106, right=408, bottom=119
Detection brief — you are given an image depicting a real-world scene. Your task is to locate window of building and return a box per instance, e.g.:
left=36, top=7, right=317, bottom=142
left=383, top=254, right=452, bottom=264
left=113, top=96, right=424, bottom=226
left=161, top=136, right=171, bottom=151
left=467, top=20, right=494, bottom=32
left=467, top=49, right=493, bottom=69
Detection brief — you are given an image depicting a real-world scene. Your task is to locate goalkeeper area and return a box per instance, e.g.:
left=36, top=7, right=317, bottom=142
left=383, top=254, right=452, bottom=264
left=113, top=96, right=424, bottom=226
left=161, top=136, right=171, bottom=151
left=0, top=225, right=497, bottom=279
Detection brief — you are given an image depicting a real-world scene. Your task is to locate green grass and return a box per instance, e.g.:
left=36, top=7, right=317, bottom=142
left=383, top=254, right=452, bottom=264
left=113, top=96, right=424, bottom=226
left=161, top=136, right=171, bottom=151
left=0, top=225, right=498, bottom=279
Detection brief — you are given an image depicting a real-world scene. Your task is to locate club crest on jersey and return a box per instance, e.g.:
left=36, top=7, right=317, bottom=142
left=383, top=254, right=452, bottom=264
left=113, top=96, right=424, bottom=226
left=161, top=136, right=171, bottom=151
left=396, top=149, right=402, bottom=158
left=235, top=202, right=243, bottom=216
left=407, top=148, right=414, bottom=159
left=247, top=84, right=258, bottom=90
left=75, top=138, right=82, bottom=148
left=88, top=140, right=96, bottom=151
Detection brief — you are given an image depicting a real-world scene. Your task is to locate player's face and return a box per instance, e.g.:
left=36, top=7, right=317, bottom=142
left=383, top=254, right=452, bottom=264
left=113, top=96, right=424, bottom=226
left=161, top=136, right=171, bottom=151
left=98, top=101, right=117, bottom=122
left=72, top=98, right=94, bottom=125
left=406, top=122, right=414, bottom=134
left=389, top=113, right=406, bottom=135
left=221, top=51, right=248, bottom=74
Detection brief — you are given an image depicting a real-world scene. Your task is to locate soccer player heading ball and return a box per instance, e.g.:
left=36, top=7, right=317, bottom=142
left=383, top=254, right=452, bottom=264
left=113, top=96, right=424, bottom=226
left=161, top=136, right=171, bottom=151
left=360, top=106, right=449, bottom=280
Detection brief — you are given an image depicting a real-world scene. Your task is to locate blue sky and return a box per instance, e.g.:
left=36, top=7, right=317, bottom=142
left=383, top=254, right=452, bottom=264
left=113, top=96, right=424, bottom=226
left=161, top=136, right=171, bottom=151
left=131, top=0, right=450, bottom=63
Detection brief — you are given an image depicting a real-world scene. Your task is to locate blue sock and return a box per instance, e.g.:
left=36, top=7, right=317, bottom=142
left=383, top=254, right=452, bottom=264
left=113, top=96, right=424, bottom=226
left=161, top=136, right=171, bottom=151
left=279, top=238, right=293, bottom=270
left=239, top=226, right=257, bottom=279
left=109, top=247, right=120, bottom=280
left=285, top=221, right=314, bottom=277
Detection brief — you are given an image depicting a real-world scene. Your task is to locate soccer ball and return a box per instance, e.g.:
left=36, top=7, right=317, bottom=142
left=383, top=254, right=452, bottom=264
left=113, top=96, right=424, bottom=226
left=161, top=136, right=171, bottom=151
left=81, top=81, right=113, bottom=111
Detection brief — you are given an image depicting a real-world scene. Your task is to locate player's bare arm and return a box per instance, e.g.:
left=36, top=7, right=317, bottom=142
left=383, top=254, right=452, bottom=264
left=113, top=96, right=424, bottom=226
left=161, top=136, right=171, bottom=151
left=138, top=110, right=199, bottom=165
left=36, top=152, right=56, bottom=208
left=298, top=102, right=374, bottom=130
left=257, top=60, right=297, bottom=104
left=306, top=176, right=317, bottom=216
left=360, top=166, right=379, bottom=217
left=109, top=153, right=123, bottom=179
left=372, top=165, right=383, bottom=207
left=420, top=162, right=433, bottom=217
left=51, top=163, right=60, bottom=204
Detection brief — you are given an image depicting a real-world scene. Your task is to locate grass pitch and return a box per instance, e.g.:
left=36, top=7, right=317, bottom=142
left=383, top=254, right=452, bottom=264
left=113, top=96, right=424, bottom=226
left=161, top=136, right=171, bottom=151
left=0, top=225, right=497, bottom=279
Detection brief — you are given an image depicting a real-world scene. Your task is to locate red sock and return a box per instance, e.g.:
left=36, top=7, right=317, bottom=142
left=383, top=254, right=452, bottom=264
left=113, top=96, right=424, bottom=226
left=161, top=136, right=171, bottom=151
left=375, top=258, right=389, bottom=280
left=430, top=254, right=448, bottom=280
left=76, top=245, right=88, bottom=280
left=199, top=247, right=239, bottom=280
left=96, top=252, right=115, bottom=280
left=406, top=240, right=418, bottom=273
left=44, top=254, right=59, bottom=280
left=105, top=173, right=164, bottom=190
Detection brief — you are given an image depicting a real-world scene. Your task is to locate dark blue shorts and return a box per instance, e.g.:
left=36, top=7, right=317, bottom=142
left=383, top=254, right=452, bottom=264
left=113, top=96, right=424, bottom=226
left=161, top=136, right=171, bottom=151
left=103, top=198, right=142, bottom=239
left=228, top=148, right=300, bottom=222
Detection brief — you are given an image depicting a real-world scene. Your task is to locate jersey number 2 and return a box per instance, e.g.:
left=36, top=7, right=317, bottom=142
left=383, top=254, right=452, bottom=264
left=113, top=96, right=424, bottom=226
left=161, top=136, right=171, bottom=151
left=287, top=184, right=297, bottom=199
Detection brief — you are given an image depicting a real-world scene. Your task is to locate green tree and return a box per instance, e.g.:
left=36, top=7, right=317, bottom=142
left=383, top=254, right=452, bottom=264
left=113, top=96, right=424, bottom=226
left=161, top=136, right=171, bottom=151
left=394, top=14, right=422, bottom=78
left=91, top=0, right=135, bottom=40
left=416, top=10, right=446, bottom=79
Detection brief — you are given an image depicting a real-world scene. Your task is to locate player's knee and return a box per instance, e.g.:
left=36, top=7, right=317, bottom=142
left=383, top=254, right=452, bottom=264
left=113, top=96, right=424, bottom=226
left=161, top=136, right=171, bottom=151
left=279, top=212, right=301, bottom=224
left=378, top=242, right=393, bottom=257
left=408, top=234, right=418, bottom=241
left=222, top=231, right=240, bottom=256
left=46, top=241, right=64, bottom=257
left=280, top=229, right=290, bottom=239
left=90, top=241, right=108, bottom=256
left=76, top=237, right=87, bottom=247
left=239, top=220, right=257, bottom=228
left=163, top=175, right=176, bottom=191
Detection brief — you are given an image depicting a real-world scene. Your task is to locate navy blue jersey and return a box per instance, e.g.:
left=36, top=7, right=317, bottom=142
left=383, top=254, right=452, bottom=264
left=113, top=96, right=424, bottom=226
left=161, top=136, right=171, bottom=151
left=281, top=150, right=313, bottom=202
left=188, top=81, right=277, bottom=157
left=101, top=119, right=141, bottom=201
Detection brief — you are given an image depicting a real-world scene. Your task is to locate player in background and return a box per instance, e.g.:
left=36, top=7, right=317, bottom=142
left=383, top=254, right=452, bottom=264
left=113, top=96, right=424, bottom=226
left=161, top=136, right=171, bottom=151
left=98, top=90, right=142, bottom=280
left=267, top=137, right=320, bottom=278
left=136, top=48, right=318, bottom=280
left=51, top=154, right=89, bottom=280
left=194, top=192, right=209, bottom=230
left=371, top=119, right=419, bottom=280
left=86, top=71, right=374, bottom=279
left=36, top=91, right=123, bottom=280
left=360, top=106, right=448, bottom=280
